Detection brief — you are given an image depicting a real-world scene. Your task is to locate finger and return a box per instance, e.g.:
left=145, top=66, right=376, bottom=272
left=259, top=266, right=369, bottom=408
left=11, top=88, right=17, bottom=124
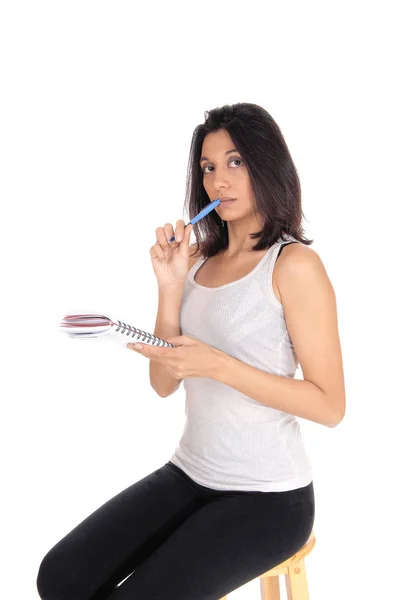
left=178, top=224, right=193, bottom=258
left=126, top=343, right=150, bottom=355
left=149, top=243, right=165, bottom=262
left=184, top=223, right=193, bottom=243
left=174, top=219, right=187, bottom=243
left=185, top=223, right=193, bottom=239
left=129, top=344, right=171, bottom=358
left=163, top=223, right=176, bottom=243
left=156, top=225, right=173, bottom=248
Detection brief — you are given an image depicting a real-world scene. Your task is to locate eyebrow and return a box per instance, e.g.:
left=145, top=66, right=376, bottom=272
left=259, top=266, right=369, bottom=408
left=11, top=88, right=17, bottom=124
left=199, top=149, right=239, bottom=163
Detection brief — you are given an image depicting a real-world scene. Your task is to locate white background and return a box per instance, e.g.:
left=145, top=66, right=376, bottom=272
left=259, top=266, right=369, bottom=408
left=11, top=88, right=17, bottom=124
left=1, top=1, right=397, bottom=599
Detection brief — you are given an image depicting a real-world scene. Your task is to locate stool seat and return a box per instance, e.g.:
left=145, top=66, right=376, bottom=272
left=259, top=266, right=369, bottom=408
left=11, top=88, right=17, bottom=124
left=219, top=531, right=316, bottom=600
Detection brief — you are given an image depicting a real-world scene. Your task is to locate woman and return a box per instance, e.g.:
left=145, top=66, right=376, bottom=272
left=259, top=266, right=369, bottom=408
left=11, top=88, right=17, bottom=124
left=37, top=103, right=345, bottom=599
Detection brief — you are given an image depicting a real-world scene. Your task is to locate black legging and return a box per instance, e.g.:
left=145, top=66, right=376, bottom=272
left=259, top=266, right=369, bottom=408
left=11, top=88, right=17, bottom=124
left=37, top=461, right=315, bottom=600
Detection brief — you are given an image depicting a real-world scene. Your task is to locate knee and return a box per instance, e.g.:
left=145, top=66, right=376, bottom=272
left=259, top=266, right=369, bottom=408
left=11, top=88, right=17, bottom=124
left=36, top=547, right=70, bottom=600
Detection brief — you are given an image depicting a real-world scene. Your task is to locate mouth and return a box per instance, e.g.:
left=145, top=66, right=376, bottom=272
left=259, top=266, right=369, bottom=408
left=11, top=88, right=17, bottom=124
left=219, top=197, right=236, bottom=203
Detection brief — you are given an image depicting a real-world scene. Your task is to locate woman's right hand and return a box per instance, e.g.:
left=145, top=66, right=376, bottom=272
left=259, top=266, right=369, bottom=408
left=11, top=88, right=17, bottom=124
left=150, top=220, right=194, bottom=289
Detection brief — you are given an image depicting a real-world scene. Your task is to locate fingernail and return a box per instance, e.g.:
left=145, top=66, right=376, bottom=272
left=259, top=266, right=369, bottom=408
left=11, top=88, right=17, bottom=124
left=176, top=234, right=182, bottom=242
left=134, top=344, right=143, bottom=350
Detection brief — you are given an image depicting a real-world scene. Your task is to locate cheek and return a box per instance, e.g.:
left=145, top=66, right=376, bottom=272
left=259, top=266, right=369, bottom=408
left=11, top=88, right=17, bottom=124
left=235, top=171, right=252, bottom=189
left=202, top=178, right=211, bottom=193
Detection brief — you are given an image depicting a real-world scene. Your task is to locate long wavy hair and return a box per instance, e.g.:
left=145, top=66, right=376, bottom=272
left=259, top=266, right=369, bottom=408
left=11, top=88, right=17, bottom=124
left=184, top=102, right=313, bottom=259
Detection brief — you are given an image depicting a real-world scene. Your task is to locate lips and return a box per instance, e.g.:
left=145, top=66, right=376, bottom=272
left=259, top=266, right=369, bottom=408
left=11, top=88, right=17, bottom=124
left=220, top=197, right=236, bottom=202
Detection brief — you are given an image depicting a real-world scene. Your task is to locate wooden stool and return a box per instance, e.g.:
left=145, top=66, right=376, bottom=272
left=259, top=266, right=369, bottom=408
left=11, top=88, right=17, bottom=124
left=219, top=532, right=316, bottom=600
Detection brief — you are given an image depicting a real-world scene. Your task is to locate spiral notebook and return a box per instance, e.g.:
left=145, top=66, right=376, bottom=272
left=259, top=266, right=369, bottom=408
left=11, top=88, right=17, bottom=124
left=60, top=312, right=176, bottom=347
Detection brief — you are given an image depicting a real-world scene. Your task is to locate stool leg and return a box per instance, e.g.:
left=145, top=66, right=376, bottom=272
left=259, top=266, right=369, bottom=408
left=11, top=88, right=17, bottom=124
left=260, top=575, right=281, bottom=600
left=285, top=559, right=309, bottom=600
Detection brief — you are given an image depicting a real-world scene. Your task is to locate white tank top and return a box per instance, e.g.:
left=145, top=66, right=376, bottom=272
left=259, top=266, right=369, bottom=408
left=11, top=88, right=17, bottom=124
left=168, top=236, right=313, bottom=492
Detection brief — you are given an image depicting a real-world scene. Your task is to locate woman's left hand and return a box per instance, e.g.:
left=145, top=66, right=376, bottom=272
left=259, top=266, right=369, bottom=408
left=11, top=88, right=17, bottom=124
left=126, top=335, right=223, bottom=380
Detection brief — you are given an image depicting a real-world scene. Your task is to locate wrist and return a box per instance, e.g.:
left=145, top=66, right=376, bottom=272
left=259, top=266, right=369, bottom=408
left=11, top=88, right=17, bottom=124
left=158, top=283, right=185, bottom=296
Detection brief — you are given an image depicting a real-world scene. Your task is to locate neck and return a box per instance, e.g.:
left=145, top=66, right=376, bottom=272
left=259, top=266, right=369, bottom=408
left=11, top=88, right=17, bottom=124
left=223, top=214, right=265, bottom=257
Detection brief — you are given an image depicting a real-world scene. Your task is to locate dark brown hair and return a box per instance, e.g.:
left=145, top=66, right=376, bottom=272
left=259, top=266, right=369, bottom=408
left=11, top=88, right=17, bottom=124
left=184, top=102, right=313, bottom=258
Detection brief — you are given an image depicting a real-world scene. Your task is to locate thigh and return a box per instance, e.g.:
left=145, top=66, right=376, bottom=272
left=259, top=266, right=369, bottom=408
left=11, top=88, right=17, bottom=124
left=36, top=462, right=205, bottom=600
left=107, top=482, right=315, bottom=600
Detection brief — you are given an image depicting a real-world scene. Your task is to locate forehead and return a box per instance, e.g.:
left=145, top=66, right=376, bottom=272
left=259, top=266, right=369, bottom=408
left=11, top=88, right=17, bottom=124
left=201, top=129, right=234, bottom=153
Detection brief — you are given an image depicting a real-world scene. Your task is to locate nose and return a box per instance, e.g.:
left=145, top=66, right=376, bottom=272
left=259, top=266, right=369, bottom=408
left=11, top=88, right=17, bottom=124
left=214, top=173, right=231, bottom=194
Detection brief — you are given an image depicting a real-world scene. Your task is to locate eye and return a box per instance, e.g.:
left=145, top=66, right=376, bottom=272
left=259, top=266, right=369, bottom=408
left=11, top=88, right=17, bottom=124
left=202, top=158, right=243, bottom=174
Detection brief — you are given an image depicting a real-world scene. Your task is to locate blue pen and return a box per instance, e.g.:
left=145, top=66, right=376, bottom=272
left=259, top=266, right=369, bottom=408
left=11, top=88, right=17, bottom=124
left=168, top=198, right=221, bottom=242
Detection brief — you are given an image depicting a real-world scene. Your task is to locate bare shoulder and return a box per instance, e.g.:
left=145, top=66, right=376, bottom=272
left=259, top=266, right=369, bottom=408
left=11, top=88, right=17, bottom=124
left=188, top=242, right=202, bottom=271
left=274, top=243, right=334, bottom=300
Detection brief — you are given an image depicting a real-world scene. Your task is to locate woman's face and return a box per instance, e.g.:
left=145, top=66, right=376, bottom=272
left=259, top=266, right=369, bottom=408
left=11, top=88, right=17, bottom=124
left=200, top=128, right=255, bottom=221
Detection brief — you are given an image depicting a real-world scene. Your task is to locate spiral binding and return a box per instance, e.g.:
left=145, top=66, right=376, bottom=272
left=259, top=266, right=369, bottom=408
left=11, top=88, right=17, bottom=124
left=113, top=320, right=175, bottom=348
left=60, top=313, right=176, bottom=348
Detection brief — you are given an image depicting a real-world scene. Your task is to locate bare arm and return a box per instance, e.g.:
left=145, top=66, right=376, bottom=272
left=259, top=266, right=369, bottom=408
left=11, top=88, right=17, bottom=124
left=214, top=244, right=346, bottom=426
left=149, top=285, right=185, bottom=397
left=150, top=243, right=201, bottom=398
